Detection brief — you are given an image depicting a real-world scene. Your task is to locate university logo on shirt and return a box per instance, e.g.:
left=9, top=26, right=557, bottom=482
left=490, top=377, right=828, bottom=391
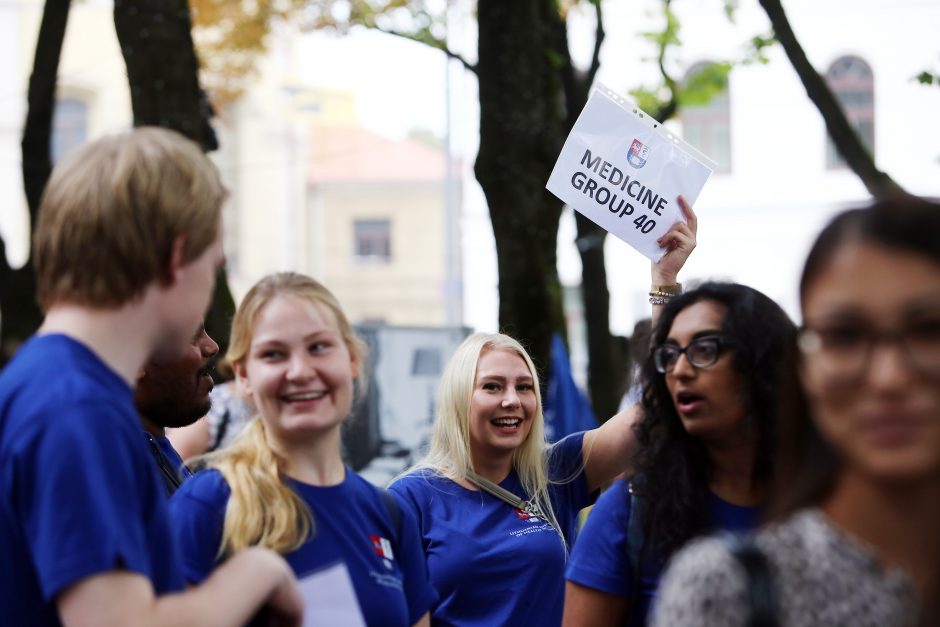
left=371, top=534, right=395, bottom=560
left=514, top=507, right=541, bottom=524
left=627, top=139, right=650, bottom=168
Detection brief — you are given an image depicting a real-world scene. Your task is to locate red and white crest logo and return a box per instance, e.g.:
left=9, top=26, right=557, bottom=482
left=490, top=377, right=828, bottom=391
left=371, top=534, right=395, bottom=560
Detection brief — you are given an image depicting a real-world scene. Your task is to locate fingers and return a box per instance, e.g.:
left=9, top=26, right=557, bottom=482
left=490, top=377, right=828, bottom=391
left=658, top=221, right=696, bottom=250
left=676, top=195, right=698, bottom=234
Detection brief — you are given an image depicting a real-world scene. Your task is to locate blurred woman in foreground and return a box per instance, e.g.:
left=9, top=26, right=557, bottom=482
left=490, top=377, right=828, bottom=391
left=652, top=196, right=940, bottom=626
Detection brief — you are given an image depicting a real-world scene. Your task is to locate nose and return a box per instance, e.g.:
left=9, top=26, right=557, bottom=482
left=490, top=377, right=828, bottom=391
left=287, top=352, right=316, bottom=381
left=670, top=351, right=697, bottom=379
left=501, top=389, right=521, bottom=409
left=865, top=340, right=911, bottom=393
left=199, top=331, right=220, bottom=359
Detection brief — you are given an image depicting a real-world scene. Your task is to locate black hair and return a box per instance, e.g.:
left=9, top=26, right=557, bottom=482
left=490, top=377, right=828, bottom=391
left=773, top=195, right=940, bottom=519
left=631, top=282, right=800, bottom=562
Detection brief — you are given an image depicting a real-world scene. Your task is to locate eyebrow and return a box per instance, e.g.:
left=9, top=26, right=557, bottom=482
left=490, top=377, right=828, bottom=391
left=477, top=373, right=533, bottom=383
left=665, top=328, right=723, bottom=344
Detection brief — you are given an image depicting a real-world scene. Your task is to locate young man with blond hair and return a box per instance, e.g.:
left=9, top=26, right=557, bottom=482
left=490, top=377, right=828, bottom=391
left=0, top=127, right=302, bottom=627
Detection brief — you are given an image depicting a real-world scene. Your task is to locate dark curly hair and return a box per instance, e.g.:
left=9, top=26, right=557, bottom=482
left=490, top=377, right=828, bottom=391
left=631, top=282, right=800, bottom=563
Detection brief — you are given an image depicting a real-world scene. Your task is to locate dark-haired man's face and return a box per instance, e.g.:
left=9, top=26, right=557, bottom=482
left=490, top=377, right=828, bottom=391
left=136, top=324, right=219, bottom=429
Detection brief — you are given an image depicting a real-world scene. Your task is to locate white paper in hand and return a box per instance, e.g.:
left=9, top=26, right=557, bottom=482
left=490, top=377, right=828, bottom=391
left=297, top=562, right=367, bottom=627
left=546, top=85, right=714, bottom=261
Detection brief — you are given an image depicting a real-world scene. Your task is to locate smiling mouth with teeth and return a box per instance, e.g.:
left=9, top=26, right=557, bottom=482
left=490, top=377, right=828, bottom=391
left=492, top=418, right=522, bottom=427
left=283, top=391, right=327, bottom=402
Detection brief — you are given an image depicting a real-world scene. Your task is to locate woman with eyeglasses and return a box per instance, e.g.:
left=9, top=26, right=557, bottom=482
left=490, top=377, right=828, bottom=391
left=651, top=197, right=940, bottom=626
left=563, top=282, right=800, bottom=627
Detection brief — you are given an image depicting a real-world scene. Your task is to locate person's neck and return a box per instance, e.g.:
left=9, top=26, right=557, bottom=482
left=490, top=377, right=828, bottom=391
left=706, top=431, right=764, bottom=506
left=823, top=472, right=940, bottom=599
left=141, top=417, right=165, bottom=438
left=40, top=303, right=159, bottom=387
left=470, top=448, right=514, bottom=484
left=272, top=426, right=346, bottom=487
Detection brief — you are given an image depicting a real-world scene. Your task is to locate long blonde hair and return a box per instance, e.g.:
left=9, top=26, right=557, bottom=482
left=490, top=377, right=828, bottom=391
left=396, top=332, right=565, bottom=544
left=200, top=272, right=367, bottom=556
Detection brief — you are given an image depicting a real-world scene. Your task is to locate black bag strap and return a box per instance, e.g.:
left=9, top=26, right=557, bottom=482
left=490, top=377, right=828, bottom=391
left=379, top=489, right=403, bottom=548
left=723, top=533, right=781, bottom=627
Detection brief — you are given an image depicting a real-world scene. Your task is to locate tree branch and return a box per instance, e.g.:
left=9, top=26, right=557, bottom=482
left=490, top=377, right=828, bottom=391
left=586, top=0, right=605, bottom=88
left=758, top=0, right=904, bottom=199
left=374, top=25, right=478, bottom=75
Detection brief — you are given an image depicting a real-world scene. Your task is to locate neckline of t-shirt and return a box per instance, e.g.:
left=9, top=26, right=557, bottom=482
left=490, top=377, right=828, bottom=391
left=707, top=491, right=763, bottom=512
left=288, top=466, right=352, bottom=492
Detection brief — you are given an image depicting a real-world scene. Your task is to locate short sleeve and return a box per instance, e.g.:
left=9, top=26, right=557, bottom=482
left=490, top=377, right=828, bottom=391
left=649, top=537, right=751, bottom=627
left=546, top=432, right=597, bottom=534
left=394, top=497, right=438, bottom=623
left=13, top=401, right=171, bottom=599
left=566, top=480, right=633, bottom=595
left=167, top=470, right=230, bottom=583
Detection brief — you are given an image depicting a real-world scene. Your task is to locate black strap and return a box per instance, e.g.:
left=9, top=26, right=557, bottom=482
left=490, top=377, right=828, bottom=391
left=146, top=434, right=184, bottom=497
left=209, top=406, right=231, bottom=452
left=379, top=489, right=403, bottom=548
left=724, top=534, right=780, bottom=627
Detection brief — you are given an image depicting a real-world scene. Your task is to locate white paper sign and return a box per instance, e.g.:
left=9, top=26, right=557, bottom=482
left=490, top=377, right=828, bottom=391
left=297, top=562, right=367, bottom=627
left=546, top=85, right=715, bottom=261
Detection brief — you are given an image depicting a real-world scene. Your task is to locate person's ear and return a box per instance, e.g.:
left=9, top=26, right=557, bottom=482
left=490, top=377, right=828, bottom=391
left=233, top=360, right=253, bottom=396
left=160, top=236, right=187, bottom=287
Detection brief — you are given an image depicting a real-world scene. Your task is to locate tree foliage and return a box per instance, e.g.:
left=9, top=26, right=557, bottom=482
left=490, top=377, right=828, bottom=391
left=190, top=0, right=309, bottom=107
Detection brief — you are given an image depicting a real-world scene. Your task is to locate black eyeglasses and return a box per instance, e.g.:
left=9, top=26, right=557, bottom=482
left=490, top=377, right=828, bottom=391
left=653, top=336, right=729, bottom=374
left=798, top=319, right=940, bottom=385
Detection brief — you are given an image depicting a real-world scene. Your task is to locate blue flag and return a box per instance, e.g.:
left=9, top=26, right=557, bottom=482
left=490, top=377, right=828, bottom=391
left=544, top=333, right=598, bottom=441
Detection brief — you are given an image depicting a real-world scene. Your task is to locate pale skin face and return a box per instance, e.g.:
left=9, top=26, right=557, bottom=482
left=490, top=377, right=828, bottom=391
left=801, top=240, right=940, bottom=484
left=237, top=296, right=359, bottom=449
left=663, top=300, right=751, bottom=444
left=152, top=231, right=225, bottom=363
left=467, top=349, right=538, bottom=469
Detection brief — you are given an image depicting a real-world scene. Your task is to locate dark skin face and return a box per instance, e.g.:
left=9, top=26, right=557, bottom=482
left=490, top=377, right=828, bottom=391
left=136, top=323, right=219, bottom=435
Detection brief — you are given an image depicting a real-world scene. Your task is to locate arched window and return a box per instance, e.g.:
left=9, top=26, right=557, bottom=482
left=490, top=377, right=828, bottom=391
left=681, top=62, right=732, bottom=174
left=825, top=55, right=874, bottom=169
left=51, top=98, right=88, bottom=163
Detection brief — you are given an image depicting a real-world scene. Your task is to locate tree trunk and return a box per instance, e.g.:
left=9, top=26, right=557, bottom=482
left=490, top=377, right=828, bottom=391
left=113, top=0, right=217, bottom=150
left=758, top=0, right=904, bottom=198
left=1, top=0, right=72, bottom=362
left=114, top=0, right=235, bottom=355
left=474, top=0, right=567, bottom=379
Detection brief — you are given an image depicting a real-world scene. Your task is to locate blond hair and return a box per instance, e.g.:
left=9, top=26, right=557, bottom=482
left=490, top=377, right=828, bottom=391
left=397, top=333, right=565, bottom=545
left=203, top=272, right=367, bottom=556
left=34, top=127, right=226, bottom=310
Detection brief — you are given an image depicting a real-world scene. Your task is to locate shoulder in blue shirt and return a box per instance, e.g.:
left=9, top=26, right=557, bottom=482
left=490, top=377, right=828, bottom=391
left=565, top=478, right=762, bottom=626
left=0, top=334, right=183, bottom=627
left=388, top=431, right=596, bottom=627
left=169, top=467, right=435, bottom=627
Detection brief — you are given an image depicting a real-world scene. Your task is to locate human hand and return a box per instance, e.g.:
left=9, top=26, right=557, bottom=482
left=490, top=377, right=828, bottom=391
left=257, top=552, right=304, bottom=627
left=652, top=195, right=697, bottom=285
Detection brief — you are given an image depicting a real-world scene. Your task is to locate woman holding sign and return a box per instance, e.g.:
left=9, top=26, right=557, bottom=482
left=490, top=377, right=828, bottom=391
left=562, top=281, right=800, bottom=626
left=388, top=199, right=699, bottom=626
left=169, top=273, right=435, bottom=627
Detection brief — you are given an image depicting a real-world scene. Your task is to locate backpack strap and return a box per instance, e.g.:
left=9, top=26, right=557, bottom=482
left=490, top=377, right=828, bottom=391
left=379, top=489, right=403, bottom=547
left=623, top=484, right=644, bottom=627
left=723, top=533, right=780, bottom=627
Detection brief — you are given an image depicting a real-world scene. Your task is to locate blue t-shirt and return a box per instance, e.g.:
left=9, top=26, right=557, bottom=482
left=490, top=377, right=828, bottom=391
left=169, top=467, right=436, bottom=627
left=0, top=334, right=184, bottom=627
left=565, top=478, right=762, bottom=626
left=388, top=432, right=596, bottom=627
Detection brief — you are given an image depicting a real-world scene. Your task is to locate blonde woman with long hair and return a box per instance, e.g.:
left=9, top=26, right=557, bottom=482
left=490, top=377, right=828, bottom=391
left=169, top=273, right=435, bottom=627
left=388, top=333, right=641, bottom=626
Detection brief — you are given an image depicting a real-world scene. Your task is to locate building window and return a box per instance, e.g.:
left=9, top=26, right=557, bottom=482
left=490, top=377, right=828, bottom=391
left=681, top=62, right=732, bottom=174
left=825, top=55, right=874, bottom=169
left=51, top=98, right=88, bottom=163
left=354, top=219, right=391, bottom=262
